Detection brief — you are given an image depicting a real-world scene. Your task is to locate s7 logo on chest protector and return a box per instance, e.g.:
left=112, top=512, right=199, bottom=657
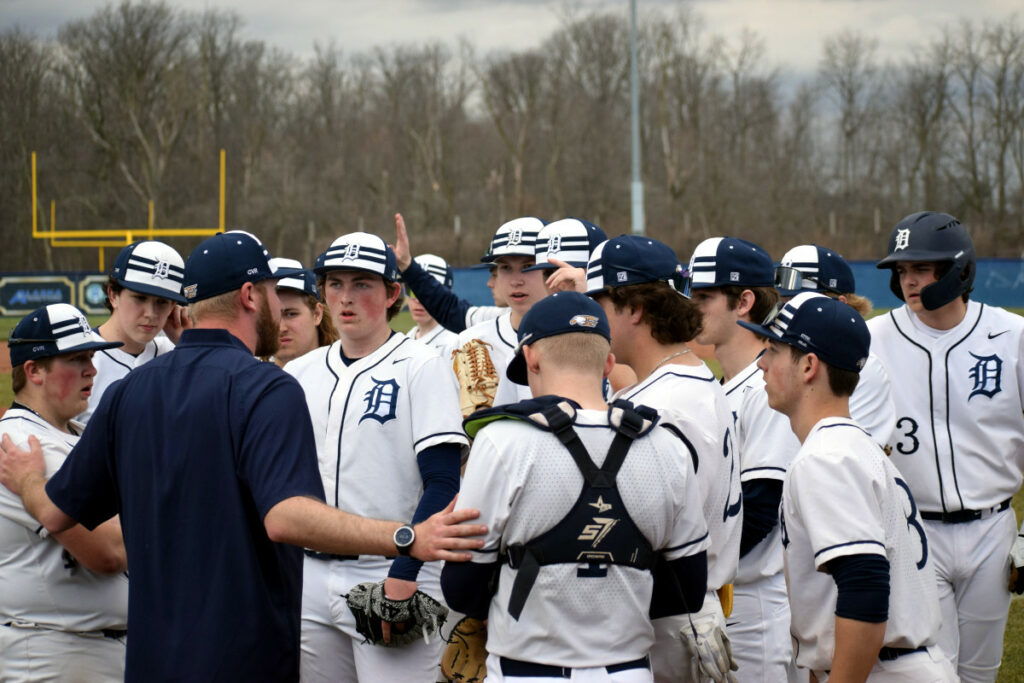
left=968, top=352, right=1002, bottom=400
left=361, top=377, right=400, bottom=423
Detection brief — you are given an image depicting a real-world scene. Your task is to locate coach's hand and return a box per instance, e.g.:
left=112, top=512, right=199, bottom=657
left=412, top=497, right=486, bottom=563
left=0, top=434, right=46, bottom=496
left=392, top=213, right=413, bottom=271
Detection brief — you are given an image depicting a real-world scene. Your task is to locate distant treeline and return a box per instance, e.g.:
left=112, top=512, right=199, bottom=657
left=1, top=1, right=1023, bottom=270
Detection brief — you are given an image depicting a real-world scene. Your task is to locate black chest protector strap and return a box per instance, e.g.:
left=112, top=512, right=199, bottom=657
left=504, top=401, right=656, bottom=620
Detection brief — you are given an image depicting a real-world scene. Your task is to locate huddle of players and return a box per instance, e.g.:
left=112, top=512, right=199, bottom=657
left=1, top=210, right=1021, bottom=682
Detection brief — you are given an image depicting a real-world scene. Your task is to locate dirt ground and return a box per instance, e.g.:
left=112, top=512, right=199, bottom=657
left=0, top=341, right=9, bottom=373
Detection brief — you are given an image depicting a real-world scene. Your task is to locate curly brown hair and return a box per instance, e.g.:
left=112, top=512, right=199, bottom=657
left=602, top=282, right=703, bottom=344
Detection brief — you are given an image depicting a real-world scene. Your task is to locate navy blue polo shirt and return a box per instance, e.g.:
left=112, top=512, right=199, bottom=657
left=47, top=329, right=325, bottom=682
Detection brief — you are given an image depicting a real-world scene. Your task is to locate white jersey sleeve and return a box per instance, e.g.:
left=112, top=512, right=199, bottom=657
left=80, top=332, right=176, bottom=424
left=465, top=305, right=504, bottom=330
left=848, top=352, right=896, bottom=447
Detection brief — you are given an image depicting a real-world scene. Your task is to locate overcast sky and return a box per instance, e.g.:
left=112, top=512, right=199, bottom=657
left=1, top=0, right=1019, bottom=73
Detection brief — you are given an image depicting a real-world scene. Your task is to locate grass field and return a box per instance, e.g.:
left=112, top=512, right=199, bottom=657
left=0, top=309, right=1022, bottom=677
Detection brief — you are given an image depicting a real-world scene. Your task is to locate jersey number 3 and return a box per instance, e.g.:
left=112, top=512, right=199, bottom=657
left=894, top=417, right=919, bottom=455
left=894, top=477, right=928, bottom=570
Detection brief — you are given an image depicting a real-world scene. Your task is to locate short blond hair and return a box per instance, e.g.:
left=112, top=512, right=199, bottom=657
left=531, top=332, right=610, bottom=378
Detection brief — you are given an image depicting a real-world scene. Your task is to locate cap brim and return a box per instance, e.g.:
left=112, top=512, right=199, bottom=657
left=470, top=262, right=497, bottom=270
left=521, top=263, right=557, bottom=273
left=736, top=320, right=773, bottom=339
left=117, top=280, right=187, bottom=305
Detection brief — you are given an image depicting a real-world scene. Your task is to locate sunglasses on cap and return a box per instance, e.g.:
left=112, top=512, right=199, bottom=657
left=774, top=265, right=844, bottom=296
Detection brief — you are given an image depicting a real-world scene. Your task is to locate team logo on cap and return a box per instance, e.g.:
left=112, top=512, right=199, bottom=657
left=507, top=227, right=523, bottom=246
left=569, top=314, right=599, bottom=328
left=894, top=228, right=911, bottom=251
left=548, top=234, right=562, bottom=254
left=184, top=284, right=198, bottom=300
left=154, top=260, right=171, bottom=279
left=76, top=313, right=91, bottom=335
left=341, top=243, right=361, bottom=261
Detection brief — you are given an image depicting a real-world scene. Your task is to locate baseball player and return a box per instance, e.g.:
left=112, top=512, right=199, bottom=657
left=268, top=257, right=338, bottom=367
left=405, top=254, right=459, bottom=356
left=870, top=212, right=1024, bottom=683
left=686, top=236, right=796, bottom=682
left=454, top=217, right=550, bottom=407
left=743, top=292, right=955, bottom=681
left=774, top=244, right=896, bottom=446
left=0, top=304, right=128, bottom=681
left=285, top=231, right=470, bottom=682
left=80, top=240, right=188, bottom=423
left=585, top=235, right=741, bottom=682
left=394, top=213, right=506, bottom=333
left=441, top=291, right=715, bottom=682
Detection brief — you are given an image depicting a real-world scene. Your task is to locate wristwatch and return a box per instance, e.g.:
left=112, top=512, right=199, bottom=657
left=394, top=524, right=416, bottom=556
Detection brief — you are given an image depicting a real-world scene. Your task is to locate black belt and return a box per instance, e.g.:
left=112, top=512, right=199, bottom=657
left=499, top=655, right=649, bottom=678
left=879, top=645, right=927, bottom=661
left=920, top=498, right=1011, bottom=524
left=3, top=623, right=126, bottom=640
left=303, top=549, right=359, bottom=561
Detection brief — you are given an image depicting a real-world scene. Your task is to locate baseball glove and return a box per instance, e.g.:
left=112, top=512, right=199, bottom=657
left=1009, top=534, right=1024, bottom=594
left=452, top=339, right=499, bottom=418
left=345, top=580, right=449, bottom=647
left=680, top=598, right=739, bottom=683
left=440, top=617, right=488, bottom=682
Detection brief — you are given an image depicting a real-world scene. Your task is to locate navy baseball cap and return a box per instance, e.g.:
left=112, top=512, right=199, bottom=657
left=9, top=303, right=123, bottom=367
left=524, top=218, right=607, bottom=272
left=480, top=217, right=545, bottom=264
left=775, top=244, right=855, bottom=297
left=585, top=235, right=688, bottom=295
left=183, top=231, right=300, bottom=303
left=737, top=292, right=870, bottom=373
left=506, top=291, right=611, bottom=385
left=686, top=237, right=774, bottom=293
left=269, top=258, right=319, bottom=298
left=110, top=241, right=187, bottom=304
left=413, top=254, right=454, bottom=289
left=315, top=232, right=401, bottom=281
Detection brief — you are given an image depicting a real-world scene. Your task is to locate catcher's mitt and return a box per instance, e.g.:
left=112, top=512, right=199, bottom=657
left=440, top=617, right=488, bottom=682
left=452, top=339, right=499, bottom=418
left=345, top=581, right=449, bottom=647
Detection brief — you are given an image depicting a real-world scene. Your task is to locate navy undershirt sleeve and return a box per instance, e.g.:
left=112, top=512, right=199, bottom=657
left=401, top=260, right=472, bottom=333
left=440, top=561, right=500, bottom=619
left=739, top=478, right=783, bottom=557
left=827, top=553, right=890, bottom=623
left=649, top=550, right=708, bottom=618
left=388, top=442, right=462, bottom=581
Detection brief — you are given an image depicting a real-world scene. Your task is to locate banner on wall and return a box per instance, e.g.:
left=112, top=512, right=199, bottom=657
left=0, top=276, right=76, bottom=316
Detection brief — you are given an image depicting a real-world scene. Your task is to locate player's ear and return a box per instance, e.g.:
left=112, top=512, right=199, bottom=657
left=602, top=352, right=616, bottom=379
left=312, top=301, right=324, bottom=326
left=238, top=281, right=259, bottom=314
left=23, top=359, right=46, bottom=386
left=736, top=289, right=756, bottom=319
left=523, top=343, right=542, bottom=377
left=802, top=352, right=822, bottom=384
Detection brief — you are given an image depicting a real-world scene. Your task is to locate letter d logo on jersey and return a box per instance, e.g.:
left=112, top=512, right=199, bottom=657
left=361, top=377, right=400, bottom=424
left=968, top=352, right=1002, bottom=400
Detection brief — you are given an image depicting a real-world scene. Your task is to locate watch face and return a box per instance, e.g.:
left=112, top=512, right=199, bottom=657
left=395, top=526, right=415, bottom=547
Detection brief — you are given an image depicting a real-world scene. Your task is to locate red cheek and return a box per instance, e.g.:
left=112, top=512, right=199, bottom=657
left=51, top=370, right=77, bottom=401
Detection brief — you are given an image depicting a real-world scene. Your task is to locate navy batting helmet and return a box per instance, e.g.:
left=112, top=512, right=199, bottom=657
left=875, top=212, right=975, bottom=310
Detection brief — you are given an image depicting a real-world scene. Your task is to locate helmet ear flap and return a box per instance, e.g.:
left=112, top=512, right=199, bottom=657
left=888, top=269, right=905, bottom=302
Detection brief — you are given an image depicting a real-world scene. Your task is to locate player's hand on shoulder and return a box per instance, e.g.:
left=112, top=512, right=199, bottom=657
left=0, top=434, right=46, bottom=496
left=411, top=496, right=487, bottom=563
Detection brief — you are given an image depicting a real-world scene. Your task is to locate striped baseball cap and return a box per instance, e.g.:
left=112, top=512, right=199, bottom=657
left=269, top=258, right=319, bottom=298
left=775, top=244, right=856, bottom=297
left=686, top=237, right=774, bottom=292
left=737, top=292, right=869, bottom=372
left=413, top=254, right=454, bottom=289
left=585, top=235, right=687, bottom=295
left=480, top=217, right=545, bottom=263
left=524, top=218, right=607, bottom=272
left=9, top=303, right=123, bottom=367
left=110, top=241, right=187, bottom=304
left=315, top=232, right=400, bottom=281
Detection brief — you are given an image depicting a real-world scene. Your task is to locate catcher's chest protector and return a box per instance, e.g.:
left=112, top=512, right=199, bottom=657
left=504, top=402, right=656, bottom=620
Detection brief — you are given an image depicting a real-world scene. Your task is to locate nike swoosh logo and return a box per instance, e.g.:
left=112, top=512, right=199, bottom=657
left=988, top=331, right=1009, bottom=339
left=392, top=358, right=409, bottom=364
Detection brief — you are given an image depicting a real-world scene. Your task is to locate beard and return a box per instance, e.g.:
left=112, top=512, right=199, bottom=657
left=253, top=292, right=281, bottom=358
